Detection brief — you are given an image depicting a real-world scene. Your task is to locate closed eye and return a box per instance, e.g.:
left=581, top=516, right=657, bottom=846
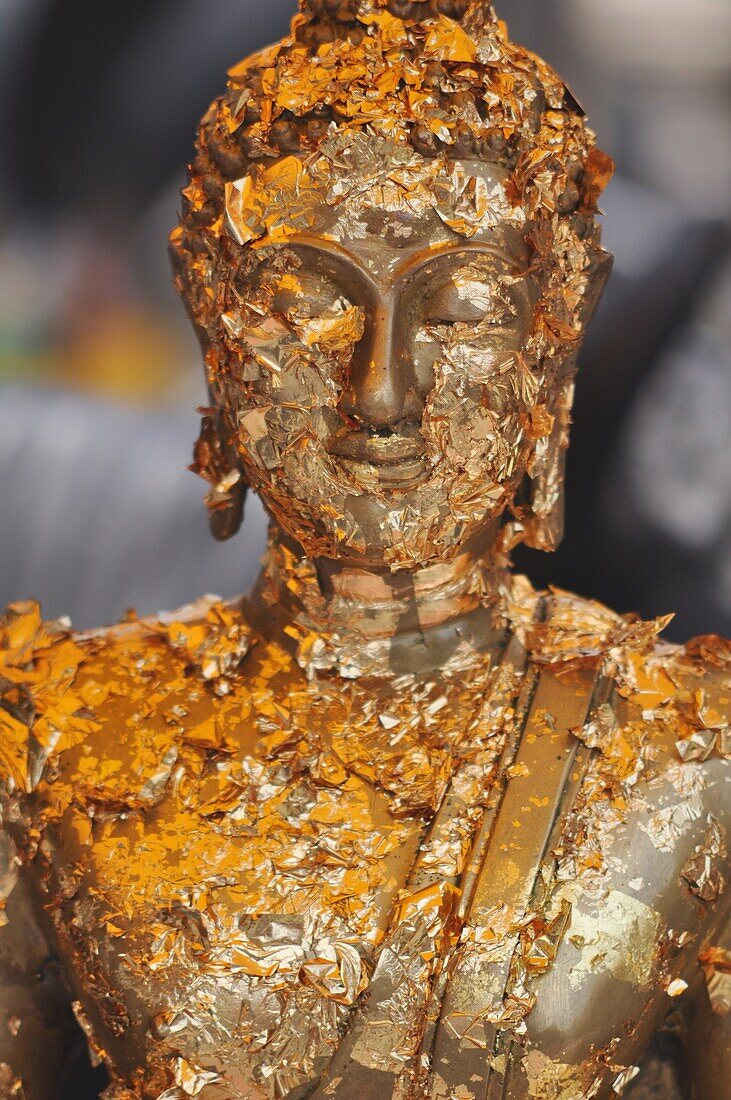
left=423, top=285, right=518, bottom=328
left=425, top=288, right=493, bottom=325
left=419, top=256, right=525, bottom=329
left=273, top=271, right=345, bottom=318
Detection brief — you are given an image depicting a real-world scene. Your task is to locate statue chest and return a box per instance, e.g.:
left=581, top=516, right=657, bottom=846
left=30, top=640, right=518, bottom=1094
left=27, top=642, right=722, bottom=1099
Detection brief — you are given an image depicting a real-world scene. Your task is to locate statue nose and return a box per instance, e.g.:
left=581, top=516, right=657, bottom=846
left=339, top=299, right=413, bottom=429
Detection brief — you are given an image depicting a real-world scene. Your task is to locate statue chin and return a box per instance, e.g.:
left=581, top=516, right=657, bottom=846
left=0, top=4, right=727, bottom=1100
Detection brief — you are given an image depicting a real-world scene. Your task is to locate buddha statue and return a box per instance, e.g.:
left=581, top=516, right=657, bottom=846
left=0, top=1, right=728, bottom=1098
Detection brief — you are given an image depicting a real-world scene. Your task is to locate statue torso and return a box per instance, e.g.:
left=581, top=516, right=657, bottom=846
left=1, top=584, right=728, bottom=1099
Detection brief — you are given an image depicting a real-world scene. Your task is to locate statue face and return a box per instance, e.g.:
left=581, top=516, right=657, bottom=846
left=203, top=136, right=602, bottom=569
left=175, top=4, right=615, bottom=568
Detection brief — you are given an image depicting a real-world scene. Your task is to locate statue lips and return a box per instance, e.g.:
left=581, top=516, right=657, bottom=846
left=329, top=428, right=428, bottom=489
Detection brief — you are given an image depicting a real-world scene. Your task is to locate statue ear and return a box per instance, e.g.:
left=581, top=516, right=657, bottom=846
left=191, top=411, right=248, bottom=542
left=209, top=476, right=247, bottom=542
left=519, top=385, right=574, bottom=553
left=520, top=247, right=613, bottom=551
left=578, top=247, right=613, bottom=331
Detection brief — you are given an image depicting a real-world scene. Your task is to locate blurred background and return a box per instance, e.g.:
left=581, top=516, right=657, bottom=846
left=1, top=0, right=730, bottom=641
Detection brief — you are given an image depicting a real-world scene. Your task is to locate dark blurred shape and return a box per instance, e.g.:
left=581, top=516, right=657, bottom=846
left=610, top=263, right=731, bottom=640
left=7, top=0, right=293, bottom=214
left=0, top=387, right=268, bottom=629
left=625, top=1030, right=685, bottom=1100
left=61, top=1045, right=109, bottom=1100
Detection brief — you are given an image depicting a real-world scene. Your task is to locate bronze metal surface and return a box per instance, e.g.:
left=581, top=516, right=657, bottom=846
left=0, top=2, right=728, bottom=1098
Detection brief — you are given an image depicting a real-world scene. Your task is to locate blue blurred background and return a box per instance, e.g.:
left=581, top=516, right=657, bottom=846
left=1, top=0, right=730, bottom=640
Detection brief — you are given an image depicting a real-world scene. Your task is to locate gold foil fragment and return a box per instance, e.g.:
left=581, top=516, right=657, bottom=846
left=699, top=947, right=731, bottom=1016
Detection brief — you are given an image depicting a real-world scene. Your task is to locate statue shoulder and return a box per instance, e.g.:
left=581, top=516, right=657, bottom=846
left=563, top=613, right=730, bottom=900
left=633, top=633, right=730, bottom=917
left=522, top=613, right=729, bottom=1091
left=0, top=595, right=259, bottom=804
left=528, top=587, right=729, bottom=802
left=614, top=630, right=730, bottom=821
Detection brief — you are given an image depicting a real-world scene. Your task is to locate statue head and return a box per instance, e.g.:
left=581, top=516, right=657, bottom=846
left=171, top=0, right=613, bottom=571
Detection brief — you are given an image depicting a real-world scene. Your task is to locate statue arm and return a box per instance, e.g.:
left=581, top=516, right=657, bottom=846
left=674, top=649, right=731, bottom=1099
left=0, top=867, right=77, bottom=1099
left=681, top=917, right=731, bottom=1100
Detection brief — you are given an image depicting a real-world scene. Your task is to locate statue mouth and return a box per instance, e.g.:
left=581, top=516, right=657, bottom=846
left=329, top=429, right=428, bottom=487
left=330, top=429, right=424, bottom=465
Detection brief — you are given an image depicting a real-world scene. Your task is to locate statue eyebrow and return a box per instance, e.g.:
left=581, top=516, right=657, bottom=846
left=397, top=244, right=526, bottom=282
left=288, top=234, right=525, bottom=293
left=286, top=235, right=382, bottom=293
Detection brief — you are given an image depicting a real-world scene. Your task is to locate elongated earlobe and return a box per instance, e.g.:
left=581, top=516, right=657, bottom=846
left=190, top=411, right=248, bottom=542
left=209, top=477, right=246, bottom=542
left=522, top=428, right=567, bottom=552
left=516, top=385, right=573, bottom=553
left=520, top=248, right=613, bottom=552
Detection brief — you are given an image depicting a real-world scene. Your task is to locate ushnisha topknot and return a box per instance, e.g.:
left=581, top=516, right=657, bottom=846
left=177, top=0, right=607, bottom=178
left=298, top=0, right=497, bottom=40
left=174, top=0, right=613, bottom=300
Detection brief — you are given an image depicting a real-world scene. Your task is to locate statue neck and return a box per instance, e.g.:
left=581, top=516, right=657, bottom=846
left=245, top=524, right=512, bottom=679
